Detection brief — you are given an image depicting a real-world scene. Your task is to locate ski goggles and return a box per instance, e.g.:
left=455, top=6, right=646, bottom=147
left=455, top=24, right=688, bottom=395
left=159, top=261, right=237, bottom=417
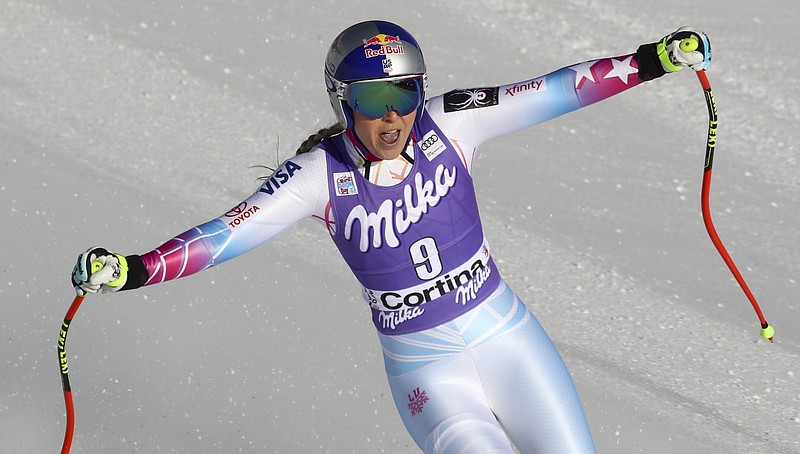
left=333, top=74, right=426, bottom=120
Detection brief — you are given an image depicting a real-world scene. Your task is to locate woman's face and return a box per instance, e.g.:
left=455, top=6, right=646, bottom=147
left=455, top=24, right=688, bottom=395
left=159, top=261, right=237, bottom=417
left=352, top=109, right=417, bottom=161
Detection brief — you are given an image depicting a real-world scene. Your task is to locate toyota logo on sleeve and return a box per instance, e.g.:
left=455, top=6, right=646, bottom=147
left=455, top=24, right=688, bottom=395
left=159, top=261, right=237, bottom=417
left=225, top=202, right=248, bottom=217
left=224, top=202, right=261, bottom=229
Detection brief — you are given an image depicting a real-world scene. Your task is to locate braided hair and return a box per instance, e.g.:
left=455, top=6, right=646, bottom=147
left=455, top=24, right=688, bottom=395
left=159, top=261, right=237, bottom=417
left=295, top=123, right=344, bottom=155
left=256, top=123, right=344, bottom=180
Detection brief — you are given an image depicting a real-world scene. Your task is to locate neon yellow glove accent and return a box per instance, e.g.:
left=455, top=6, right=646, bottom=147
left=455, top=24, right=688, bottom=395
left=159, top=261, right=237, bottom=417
left=107, top=254, right=128, bottom=289
left=680, top=37, right=699, bottom=53
left=657, top=37, right=684, bottom=73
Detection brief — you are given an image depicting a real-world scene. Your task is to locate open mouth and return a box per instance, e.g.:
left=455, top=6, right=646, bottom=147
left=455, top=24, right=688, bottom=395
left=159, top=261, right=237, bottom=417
left=379, top=129, right=401, bottom=145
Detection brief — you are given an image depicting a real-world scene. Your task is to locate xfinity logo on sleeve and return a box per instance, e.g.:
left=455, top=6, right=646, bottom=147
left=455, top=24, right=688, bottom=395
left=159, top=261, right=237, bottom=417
left=503, top=77, right=546, bottom=97
left=420, top=130, right=446, bottom=161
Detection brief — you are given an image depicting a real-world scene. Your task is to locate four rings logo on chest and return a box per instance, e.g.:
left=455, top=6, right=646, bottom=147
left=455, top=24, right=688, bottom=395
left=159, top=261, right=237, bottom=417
left=420, top=129, right=446, bottom=160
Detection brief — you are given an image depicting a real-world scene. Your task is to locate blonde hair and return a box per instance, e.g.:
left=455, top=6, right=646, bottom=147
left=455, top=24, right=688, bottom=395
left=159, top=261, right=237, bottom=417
left=295, top=123, right=345, bottom=155
left=256, top=123, right=345, bottom=180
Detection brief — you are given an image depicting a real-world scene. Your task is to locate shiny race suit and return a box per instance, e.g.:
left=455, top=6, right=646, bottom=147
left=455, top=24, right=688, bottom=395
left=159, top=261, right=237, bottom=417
left=132, top=54, right=647, bottom=453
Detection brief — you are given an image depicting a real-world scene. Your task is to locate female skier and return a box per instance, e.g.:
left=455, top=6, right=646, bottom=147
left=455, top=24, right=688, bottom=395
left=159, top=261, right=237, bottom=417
left=72, top=20, right=711, bottom=453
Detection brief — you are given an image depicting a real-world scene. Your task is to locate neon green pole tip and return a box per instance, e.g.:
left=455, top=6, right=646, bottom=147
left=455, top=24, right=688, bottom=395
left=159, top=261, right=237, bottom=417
left=680, top=37, right=699, bottom=53
left=760, top=324, right=775, bottom=341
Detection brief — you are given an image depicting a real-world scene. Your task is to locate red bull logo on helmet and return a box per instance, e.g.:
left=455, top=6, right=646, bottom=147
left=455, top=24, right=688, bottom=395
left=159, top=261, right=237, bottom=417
left=362, top=34, right=405, bottom=59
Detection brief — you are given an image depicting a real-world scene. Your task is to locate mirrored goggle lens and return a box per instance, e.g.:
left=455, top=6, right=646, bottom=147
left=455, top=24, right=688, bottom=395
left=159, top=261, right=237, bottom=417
left=346, top=77, right=423, bottom=119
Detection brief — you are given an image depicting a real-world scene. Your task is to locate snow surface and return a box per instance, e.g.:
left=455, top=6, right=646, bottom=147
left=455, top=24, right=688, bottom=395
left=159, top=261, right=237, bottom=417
left=1, top=0, right=798, bottom=452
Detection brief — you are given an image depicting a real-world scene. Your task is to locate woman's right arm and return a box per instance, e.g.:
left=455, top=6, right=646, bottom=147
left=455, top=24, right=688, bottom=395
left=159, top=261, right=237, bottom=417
left=72, top=149, right=330, bottom=295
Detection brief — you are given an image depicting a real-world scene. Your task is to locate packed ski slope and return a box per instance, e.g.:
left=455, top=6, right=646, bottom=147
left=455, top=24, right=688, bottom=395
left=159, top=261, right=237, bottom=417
left=1, top=0, right=798, bottom=452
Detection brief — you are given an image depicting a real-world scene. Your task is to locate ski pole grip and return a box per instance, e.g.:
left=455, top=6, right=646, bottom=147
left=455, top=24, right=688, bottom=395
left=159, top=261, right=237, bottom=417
left=680, top=37, right=699, bottom=53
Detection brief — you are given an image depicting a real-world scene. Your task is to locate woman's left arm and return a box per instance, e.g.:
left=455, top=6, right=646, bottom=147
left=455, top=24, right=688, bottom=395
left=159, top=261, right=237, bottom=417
left=428, top=27, right=711, bottom=148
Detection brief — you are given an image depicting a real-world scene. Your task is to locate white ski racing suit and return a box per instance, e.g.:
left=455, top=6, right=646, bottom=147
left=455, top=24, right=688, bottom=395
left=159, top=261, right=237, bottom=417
left=121, top=53, right=653, bottom=453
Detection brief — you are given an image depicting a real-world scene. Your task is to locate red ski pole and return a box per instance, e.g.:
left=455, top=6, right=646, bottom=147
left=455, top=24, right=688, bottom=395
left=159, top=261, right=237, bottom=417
left=59, top=258, right=103, bottom=453
left=695, top=69, right=774, bottom=342
left=59, top=294, right=86, bottom=453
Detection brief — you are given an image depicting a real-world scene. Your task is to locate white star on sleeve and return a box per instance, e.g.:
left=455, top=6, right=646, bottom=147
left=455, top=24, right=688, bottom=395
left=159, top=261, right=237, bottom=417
left=604, top=55, right=638, bottom=84
left=569, top=60, right=597, bottom=89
